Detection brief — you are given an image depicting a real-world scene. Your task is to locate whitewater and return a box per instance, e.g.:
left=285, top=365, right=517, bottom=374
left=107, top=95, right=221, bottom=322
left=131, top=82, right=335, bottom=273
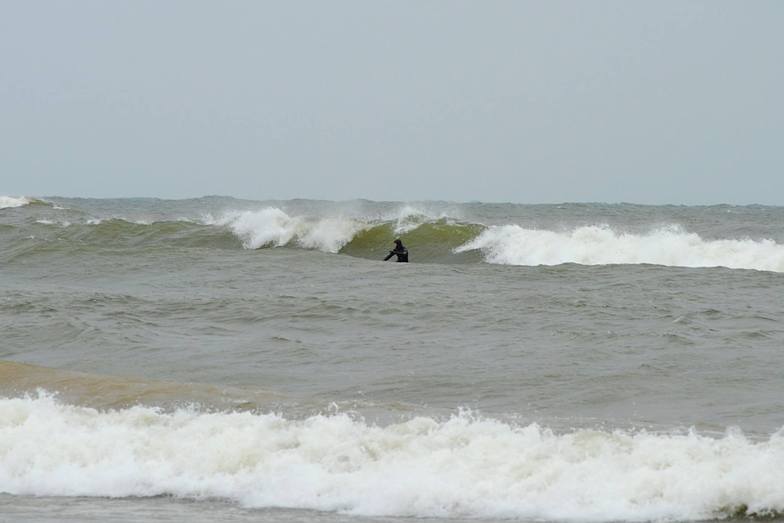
left=455, top=224, right=784, bottom=272
left=2, top=393, right=783, bottom=521
left=0, top=196, right=31, bottom=209
left=2, top=196, right=784, bottom=523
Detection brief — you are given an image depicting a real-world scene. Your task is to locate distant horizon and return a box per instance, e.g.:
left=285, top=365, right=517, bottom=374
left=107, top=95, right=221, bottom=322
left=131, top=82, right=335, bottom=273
left=8, top=193, right=784, bottom=208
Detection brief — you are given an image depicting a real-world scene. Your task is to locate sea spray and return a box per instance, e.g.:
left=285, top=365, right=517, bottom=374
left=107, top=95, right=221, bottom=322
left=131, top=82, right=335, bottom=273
left=392, top=205, right=456, bottom=235
left=207, top=208, right=367, bottom=252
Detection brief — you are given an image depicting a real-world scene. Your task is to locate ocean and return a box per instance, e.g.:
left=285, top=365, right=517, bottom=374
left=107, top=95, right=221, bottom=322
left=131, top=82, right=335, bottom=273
left=1, top=195, right=783, bottom=522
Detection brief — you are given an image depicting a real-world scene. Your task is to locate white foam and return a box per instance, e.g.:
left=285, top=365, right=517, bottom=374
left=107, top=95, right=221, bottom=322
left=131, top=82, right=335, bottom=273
left=210, top=208, right=366, bottom=253
left=0, top=196, right=31, bottom=209
left=298, top=217, right=366, bottom=253
left=1, top=394, right=783, bottom=520
left=34, top=219, right=71, bottom=227
left=456, top=224, right=784, bottom=272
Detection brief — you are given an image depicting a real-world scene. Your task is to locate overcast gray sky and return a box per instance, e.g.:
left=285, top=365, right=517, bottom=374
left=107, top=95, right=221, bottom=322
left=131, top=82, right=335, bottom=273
left=1, top=1, right=782, bottom=204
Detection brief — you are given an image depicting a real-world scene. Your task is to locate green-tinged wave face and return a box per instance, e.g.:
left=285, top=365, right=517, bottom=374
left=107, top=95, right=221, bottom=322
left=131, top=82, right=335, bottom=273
left=1, top=219, right=241, bottom=263
left=70, top=219, right=240, bottom=249
left=1, top=212, right=485, bottom=264
left=340, top=219, right=485, bottom=263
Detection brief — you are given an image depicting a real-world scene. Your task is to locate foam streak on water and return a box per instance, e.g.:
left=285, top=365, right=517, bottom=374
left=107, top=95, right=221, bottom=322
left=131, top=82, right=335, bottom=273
left=1, top=394, right=783, bottom=521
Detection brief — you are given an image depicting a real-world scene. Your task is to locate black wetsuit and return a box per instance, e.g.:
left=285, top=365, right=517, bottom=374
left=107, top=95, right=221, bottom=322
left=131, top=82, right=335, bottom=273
left=384, top=244, right=409, bottom=262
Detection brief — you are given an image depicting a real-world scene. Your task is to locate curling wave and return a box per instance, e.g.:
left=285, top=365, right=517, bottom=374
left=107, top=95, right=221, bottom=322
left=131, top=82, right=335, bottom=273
left=1, top=394, right=783, bottom=521
left=203, top=207, right=480, bottom=261
left=455, top=224, right=784, bottom=272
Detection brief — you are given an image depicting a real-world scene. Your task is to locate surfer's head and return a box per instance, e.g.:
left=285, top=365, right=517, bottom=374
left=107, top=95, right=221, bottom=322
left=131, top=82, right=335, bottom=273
left=394, top=238, right=403, bottom=246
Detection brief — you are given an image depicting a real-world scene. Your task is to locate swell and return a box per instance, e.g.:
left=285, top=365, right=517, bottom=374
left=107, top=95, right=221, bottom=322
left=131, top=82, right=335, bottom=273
left=3, top=200, right=784, bottom=271
left=2, top=208, right=485, bottom=263
left=1, top=219, right=241, bottom=262
left=1, top=392, right=783, bottom=521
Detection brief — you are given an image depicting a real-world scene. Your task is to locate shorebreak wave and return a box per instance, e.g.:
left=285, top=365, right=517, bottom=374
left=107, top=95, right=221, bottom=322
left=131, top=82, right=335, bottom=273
left=1, top=394, right=782, bottom=521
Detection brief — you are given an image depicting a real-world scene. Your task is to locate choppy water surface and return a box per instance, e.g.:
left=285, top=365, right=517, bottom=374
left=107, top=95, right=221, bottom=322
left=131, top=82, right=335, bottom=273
left=1, top=196, right=784, bottom=522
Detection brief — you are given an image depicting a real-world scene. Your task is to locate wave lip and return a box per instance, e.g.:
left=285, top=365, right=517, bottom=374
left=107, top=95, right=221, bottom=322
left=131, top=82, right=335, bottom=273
left=207, top=208, right=367, bottom=253
left=0, top=196, right=31, bottom=209
left=456, top=224, right=784, bottom=272
left=390, top=205, right=456, bottom=235
left=205, top=206, right=472, bottom=259
left=2, top=394, right=784, bottom=521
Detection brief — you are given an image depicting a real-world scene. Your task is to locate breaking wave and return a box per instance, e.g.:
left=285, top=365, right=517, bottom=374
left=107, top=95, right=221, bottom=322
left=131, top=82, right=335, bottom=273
left=455, top=224, right=784, bottom=272
left=200, top=207, right=479, bottom=260
left=205, top=210, right=784, bottom=271
left=207, top=208, right=367, bottom=253
left=1, top=393, right=783, bottom=521
left=5, top=198, right=784, bottom=271
left=0, top=196, right=32, bottom=209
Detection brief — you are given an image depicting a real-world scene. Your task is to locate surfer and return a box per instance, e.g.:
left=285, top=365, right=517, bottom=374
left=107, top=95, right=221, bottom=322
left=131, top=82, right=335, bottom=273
left=384, top=239, right=409, bottom=262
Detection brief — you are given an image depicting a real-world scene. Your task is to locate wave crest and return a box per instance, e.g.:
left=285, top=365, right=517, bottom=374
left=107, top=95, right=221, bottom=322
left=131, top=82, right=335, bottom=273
left=207, top=206, right=462, bottom=254
left=6, top=200, right=784, bottom=271
left=456, top=225, right=784, bottom=272
left=208, top=208, right=367, bottom=253
left=0, top=196, right=32, bottom=209
left=1, top=394, right=783, bottom=520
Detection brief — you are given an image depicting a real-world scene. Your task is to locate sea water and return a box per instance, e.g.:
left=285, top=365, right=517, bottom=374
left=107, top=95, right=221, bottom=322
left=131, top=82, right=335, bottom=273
left=1, top=196, right=784, bottom=522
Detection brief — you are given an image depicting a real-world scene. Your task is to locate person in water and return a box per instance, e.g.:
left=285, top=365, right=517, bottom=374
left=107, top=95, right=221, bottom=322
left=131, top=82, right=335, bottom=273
left=384, top=239, right=409, bottom=262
